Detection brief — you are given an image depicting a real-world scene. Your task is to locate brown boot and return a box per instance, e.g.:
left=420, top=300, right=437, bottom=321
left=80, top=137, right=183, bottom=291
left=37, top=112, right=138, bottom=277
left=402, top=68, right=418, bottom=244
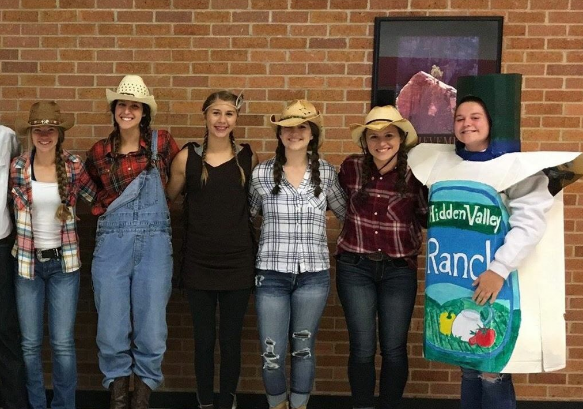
left=109, top=376, right=130, bottom=409
left=131, top=376, right=152, bottom=409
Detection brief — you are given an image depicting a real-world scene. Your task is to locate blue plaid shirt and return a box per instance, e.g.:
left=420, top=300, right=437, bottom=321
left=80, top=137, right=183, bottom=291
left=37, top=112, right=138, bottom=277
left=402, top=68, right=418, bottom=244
left=249, top=157, right=346, bottom=274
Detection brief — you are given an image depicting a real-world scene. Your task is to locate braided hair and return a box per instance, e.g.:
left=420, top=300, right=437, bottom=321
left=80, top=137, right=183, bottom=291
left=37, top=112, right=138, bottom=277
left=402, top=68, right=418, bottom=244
left=108, top=101, right=153, bottom=176
left=271, top=121, right=322, bottom=197
left=357, top=127, right=409, bottom=201
left=49, top=128, right=71, bottom=222
left=200, top=90, right=245, bottom=186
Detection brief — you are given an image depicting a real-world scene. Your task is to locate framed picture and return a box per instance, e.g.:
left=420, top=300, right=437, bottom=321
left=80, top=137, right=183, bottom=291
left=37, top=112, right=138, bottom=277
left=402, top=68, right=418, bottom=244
left=372, top=16, right=503, bottom=142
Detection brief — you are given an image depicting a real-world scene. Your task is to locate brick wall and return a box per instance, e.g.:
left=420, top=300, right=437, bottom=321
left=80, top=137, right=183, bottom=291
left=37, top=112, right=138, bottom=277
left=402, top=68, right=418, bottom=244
left=1, top=0, right=582, bottom=402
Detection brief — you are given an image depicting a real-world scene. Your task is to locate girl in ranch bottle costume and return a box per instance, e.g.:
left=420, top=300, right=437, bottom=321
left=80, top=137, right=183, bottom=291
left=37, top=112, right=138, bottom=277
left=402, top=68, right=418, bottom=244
left=408, top=73, right=583, bottom=409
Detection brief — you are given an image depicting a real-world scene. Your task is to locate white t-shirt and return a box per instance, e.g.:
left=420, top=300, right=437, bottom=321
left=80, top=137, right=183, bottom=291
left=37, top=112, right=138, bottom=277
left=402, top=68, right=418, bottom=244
left=31, top=179, right=61, bottom=249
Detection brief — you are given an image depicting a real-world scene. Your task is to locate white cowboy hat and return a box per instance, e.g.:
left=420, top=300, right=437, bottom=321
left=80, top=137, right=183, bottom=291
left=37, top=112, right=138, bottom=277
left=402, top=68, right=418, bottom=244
left=106, top=75, right=157, bottom=118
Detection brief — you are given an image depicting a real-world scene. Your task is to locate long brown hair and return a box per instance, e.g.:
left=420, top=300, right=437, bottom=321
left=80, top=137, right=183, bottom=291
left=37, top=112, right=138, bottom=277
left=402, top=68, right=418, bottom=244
left=357, top=127, right=409, bottom=201
left=271, top=122, right=322, bottom=197
left=108, top=101, right=153, bottom=175
left=29, top=127, right=72, bottom=222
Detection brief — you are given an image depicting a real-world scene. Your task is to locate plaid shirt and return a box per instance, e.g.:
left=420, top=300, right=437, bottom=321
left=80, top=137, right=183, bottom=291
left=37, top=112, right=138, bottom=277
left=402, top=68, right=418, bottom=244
left=85, top=129, right=179, bottom=215
left=336, top=154, right=428, bottom=266
left=11, top=151, right=97, bottom=279
left=249, top=157, right=347, bottom=274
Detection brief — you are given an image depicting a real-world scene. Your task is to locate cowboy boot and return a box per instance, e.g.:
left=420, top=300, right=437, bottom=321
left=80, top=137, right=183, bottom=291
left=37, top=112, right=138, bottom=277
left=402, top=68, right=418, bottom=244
left=271, top=402, right=288, bottom=409
left=131, top=376, right=152, bottom=409
left=109, top=376, right=130, bottom=409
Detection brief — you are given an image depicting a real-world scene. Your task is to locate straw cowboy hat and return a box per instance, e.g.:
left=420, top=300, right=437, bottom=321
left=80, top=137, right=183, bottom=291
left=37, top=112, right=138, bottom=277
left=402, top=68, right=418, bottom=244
left=106, top=75, right=157, bottom=118
left=270, top=100, right=323, bottom=133
left=350, top=105, right=418, bottom=150
left=15, top=101, right=74, bottom=135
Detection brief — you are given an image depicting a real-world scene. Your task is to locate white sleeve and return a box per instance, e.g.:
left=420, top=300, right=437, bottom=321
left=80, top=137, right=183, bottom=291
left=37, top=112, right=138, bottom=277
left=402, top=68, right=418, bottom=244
left=488, top=172, right=554, bottom=279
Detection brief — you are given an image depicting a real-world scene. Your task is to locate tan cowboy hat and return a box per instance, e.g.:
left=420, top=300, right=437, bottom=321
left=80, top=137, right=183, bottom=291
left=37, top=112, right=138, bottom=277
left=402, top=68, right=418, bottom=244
left=15, top=101, right=74, bottom=135
left=106, top=75, right=157, bottom=118
left=350, top=105, right=418, bottom=149
left=270, top=100, right=323, bottom=133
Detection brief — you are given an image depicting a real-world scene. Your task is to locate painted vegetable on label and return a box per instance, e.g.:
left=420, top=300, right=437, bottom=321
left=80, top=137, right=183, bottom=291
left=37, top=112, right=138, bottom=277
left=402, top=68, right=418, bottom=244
left=439, top=311, right=456, bottom=335
left=469, top=328, right=496, bottom=348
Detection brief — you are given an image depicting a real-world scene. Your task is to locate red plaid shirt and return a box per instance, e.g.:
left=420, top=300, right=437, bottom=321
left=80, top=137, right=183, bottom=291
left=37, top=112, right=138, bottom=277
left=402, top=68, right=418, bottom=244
left=85, top=130, right=179, bottom=216
left=336, top=154, right=428, bottom=267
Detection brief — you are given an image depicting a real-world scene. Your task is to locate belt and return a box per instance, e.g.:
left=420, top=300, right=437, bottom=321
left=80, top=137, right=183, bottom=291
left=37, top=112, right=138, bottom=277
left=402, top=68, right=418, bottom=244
left=363, top=252, right=393, bottom=262
left=35, top=247, right=62, bottom=262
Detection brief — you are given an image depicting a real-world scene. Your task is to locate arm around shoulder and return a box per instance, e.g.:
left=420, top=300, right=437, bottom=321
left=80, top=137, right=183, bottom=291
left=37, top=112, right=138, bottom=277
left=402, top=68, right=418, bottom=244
left=166, top=146, right=188, bottom=203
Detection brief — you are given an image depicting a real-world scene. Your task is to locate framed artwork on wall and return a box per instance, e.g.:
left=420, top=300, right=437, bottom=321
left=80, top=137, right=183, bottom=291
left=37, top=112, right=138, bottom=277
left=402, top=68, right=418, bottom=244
left=372, top=16, right=503, bottom=142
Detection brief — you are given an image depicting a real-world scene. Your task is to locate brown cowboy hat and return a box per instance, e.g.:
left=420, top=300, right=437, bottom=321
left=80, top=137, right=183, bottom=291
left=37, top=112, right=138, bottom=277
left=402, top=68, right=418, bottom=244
left=15, top=101, right=74, bottom=135
left=350, top=105, right=418, bottom=150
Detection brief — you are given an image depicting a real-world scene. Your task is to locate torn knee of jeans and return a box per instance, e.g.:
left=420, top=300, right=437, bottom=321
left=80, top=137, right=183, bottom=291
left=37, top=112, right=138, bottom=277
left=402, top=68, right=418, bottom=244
left=255, top=275, right=264, bottom=287
left=292, top=329, right=311, bottom=340
left=261, top=337, right=280, bottom=370
left=291, top=347, right=311, bottom=358
left=481, top=372, right=504, bottom=383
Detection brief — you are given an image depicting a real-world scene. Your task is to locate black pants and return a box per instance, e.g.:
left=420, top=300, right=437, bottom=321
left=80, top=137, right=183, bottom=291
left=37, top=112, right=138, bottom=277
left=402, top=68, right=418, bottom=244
left=187, top=288, right=251, bottom=409
left=0, top=235, right=28, bottom=409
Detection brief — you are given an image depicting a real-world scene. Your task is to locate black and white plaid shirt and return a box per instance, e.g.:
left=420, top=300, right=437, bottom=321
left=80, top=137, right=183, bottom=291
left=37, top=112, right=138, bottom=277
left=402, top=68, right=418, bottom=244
left=249, top=157, right=347, bottom=274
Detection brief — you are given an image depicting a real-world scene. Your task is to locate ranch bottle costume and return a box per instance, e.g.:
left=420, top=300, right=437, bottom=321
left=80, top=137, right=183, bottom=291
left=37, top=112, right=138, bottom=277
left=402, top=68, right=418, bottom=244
left=408, top=73, right=583, bottom=373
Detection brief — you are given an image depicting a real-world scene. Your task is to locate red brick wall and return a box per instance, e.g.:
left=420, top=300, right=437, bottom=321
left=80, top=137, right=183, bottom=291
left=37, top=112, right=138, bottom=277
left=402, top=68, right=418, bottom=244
left=1, top=0, right=582, bottom=402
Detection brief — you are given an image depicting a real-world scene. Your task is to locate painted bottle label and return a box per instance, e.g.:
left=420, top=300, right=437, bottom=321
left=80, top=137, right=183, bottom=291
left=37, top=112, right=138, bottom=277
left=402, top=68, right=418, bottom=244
left=424, top=180, right=520, bottom=372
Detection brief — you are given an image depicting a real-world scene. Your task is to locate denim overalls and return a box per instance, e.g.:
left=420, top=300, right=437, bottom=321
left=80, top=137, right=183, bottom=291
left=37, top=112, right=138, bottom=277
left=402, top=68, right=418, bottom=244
left=91, top=130, right=173, bottom=391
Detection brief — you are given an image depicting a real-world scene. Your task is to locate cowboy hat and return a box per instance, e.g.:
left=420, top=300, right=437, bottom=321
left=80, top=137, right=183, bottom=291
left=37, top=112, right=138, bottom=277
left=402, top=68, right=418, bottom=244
left=106, top=75, right=157, bottom=118
left=15, top=101, right=74, bottom=135
left=270, top=100, right=323, bottom=133
left=350, top=105, right=418, bottom=149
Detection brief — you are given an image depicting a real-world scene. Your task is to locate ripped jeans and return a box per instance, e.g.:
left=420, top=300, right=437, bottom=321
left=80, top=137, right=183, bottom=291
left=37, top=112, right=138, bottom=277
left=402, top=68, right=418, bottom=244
left=255, top=269, right=330, bottom=409
left=461, top=368, right=516, bottom=409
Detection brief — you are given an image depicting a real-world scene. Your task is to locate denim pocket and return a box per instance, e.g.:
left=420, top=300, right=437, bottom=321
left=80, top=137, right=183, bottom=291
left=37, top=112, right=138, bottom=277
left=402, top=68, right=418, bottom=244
left=336, top=252, right=362, bottom=266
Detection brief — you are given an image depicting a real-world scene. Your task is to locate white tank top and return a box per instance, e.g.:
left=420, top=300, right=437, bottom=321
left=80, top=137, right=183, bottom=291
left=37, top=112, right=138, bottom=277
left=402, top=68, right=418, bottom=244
left=31, top=179, right=62, bottom=249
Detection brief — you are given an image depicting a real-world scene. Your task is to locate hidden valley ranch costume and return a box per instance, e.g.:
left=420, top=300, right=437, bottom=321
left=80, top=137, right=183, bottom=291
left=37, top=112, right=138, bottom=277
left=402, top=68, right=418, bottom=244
left=408, top=74, right=583, bottom=374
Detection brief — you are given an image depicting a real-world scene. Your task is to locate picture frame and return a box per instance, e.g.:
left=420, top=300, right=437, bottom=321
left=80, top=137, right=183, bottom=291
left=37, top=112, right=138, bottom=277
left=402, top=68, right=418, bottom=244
left=372, top=16, right=503, bottom=142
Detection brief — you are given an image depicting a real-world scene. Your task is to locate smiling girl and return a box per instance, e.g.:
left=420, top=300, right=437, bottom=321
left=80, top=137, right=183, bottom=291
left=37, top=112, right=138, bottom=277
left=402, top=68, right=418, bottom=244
left=86, top=75, right=179, bottom=409
left=335, top=105, right=427, bottom=409
left=166, top=90, right=257, bottom=409
left=249, top=100, right=346, bottom=409
left=12, top=101, right=97, bottom=409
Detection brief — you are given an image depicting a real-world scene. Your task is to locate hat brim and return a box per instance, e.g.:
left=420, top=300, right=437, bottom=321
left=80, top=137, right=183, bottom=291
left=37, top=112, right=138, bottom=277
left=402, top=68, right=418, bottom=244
left=106, top=89, right=157, bottom=118
left=270, top=114, right=323, bottom=132
left=15, top=114, right=75, bottom=136
left=350, top=119, right=418, bottom=150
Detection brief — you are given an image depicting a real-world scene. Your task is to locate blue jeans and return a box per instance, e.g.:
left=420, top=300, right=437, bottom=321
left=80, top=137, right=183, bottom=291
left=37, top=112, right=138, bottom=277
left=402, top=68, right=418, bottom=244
left=336, top=252, right=417, bottom=409
left=15, top=259, right=79, bottom=409
left=92, top=164, right=173, bottom=391
left=255, top=269, right=330, bottom=409
left=461, top=368, right=516, bottom=409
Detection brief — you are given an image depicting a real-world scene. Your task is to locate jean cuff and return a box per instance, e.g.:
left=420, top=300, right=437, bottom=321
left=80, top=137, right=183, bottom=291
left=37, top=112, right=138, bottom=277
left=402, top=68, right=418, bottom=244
left=267, top=392, right=287, bottom=408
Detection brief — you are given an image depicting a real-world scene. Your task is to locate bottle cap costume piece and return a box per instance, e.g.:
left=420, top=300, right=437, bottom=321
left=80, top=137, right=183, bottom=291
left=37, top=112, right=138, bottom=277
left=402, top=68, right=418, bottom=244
left=408, top=73, right=583, bottom=373
left=349, top=105, right=418, bottom=150
left=15, top=101, right=74, bottom=135
left=106, top=75, right=157, bottom=118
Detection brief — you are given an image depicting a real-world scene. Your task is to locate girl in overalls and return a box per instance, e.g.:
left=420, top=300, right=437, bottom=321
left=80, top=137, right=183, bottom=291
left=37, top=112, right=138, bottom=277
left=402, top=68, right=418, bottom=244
left=166, top=90, right=257, bottom=409
left=336, top=105, right=427, bottom=409
left=12, top=101, right=97, bottom=409
left=86, top=75, right=180, bottom=409
left=249, top=100, right=346, bottom=409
